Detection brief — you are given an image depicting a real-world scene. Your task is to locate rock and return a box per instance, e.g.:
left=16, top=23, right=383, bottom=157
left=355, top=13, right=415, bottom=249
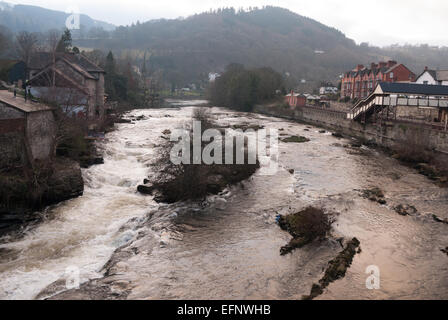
left=281, top=135, right=310, bottom=143
left=332, top=132, right=343, bottom=138
left=302, top=237, right=360, bottom=300
left=441, top=247, right=448, bottom=256
left=162, top=129, right=171, bottom=135
left=80, top=156, right=104, bottom=168
left=361, top=187, right=386, bottom=205
left=414, top=163, right=438, bottom=180
left=288, top=169, right=295, bottom=174
left=115, top=119, right=132, bottom=124
left=137, top=183, right=155, bottom=195
left=319, top=130, right=326, bottom=133
left=439, top=176, right=448, bottom=183
left=231, top=123, right=264, bottom=131
left=394, top=204, right=417, bottom=216
left=43, top=160, right=84, bottom=205
left=432, top=214, right=448, bottom=225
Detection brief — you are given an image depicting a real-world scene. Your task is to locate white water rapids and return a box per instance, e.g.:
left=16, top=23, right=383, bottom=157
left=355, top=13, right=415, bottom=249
left=0, top=101, right=447, bottom=300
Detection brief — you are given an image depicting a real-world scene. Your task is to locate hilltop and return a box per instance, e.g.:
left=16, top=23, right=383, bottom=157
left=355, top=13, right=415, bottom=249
left=0, top=1, right=115, bottom=34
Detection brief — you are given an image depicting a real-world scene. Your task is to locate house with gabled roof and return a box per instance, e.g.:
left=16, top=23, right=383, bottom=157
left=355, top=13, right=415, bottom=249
left=341, top=61, right=416, bottom=100
left=26, top=52, right=105, bottom=127
left=415, top=67, right=448, bottom=86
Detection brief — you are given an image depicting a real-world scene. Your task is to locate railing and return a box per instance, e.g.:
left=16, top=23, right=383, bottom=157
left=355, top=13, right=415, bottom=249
left=347, top=93, right=380, bottom=120
left=348, top=94, right=448, bottom=120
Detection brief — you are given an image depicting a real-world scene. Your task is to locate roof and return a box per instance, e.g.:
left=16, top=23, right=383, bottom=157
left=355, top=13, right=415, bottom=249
left=378, top=82, right=448, bottom=96
left=417, top=69, right=448, bottom=82
left=29, top=52, right=104, bottom=74
left=0, top=90, right=55, bottom=113
left=0, top=60, right=23, bottom=71
left=27, top=66, right=90, bottom=95
left=285, top=93, right=306, bottom=97
left=436, top=70, right=448, bottom=81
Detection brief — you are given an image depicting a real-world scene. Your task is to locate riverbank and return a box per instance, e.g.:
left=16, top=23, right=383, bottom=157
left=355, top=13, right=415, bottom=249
left=0, top=110, right=127, bottom=236
left=0, top=158, right=84, bottom=236
left=254, top=104, right=448, bottom=187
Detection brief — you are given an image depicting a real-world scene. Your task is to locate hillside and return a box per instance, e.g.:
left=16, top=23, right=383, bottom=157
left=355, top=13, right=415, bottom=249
left=75, top=7, right=376, bottom=87
left=73, top=7, right=392, bottom=85
left=2, top=4, right=448, bottom=89
left=0, top=2, right=115, bottom=34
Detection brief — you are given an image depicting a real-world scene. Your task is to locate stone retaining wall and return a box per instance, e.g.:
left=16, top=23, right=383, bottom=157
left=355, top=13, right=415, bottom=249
left=254, top=105, right=448, bottom=155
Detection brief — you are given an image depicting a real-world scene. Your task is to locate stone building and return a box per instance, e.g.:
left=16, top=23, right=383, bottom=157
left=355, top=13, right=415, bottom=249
left=27, top=52, right=105, bottom=127
left=0, top=90, right=55, bottom=169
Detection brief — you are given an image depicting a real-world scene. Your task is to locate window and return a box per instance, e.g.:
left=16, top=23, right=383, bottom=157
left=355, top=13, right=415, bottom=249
left=390, top=72, right=394, bottom=79
left=423, top=81, right=428, bottom=85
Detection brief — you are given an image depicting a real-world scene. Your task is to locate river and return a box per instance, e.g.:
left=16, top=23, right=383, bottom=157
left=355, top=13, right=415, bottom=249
left=0, top=101, right=447, bottom=300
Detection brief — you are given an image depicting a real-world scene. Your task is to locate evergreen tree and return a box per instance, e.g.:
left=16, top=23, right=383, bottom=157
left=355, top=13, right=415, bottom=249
left=105, top=51, right=116, bottom=74
left=56, top=29, right=72, bottom=52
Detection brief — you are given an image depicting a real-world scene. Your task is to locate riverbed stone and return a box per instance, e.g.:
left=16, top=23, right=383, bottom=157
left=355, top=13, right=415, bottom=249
left=394, top=204, right=417, bottom=216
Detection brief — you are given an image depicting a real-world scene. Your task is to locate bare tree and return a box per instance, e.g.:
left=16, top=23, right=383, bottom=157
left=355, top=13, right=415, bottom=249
left=16, top=31, right=38, bottom=79
left=0, top=30, right=8, bottom=54
left=37, top=85, right=89, bottom=157
left=45, top=30, right=61, bottom=87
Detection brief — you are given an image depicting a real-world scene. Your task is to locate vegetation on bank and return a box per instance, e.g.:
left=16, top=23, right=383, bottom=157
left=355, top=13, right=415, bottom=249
left=207, top=64, right=285, bottom=112
left=278, top=207, right=335, bottom=255
left=138, top=108, right=260, bottom=203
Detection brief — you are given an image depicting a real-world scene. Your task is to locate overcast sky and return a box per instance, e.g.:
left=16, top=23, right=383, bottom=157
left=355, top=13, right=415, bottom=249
left=8, top=0, right=448, bottom=46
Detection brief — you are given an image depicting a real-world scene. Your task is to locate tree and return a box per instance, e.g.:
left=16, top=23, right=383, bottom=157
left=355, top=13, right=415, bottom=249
left=105, top=51, right=116, bottom=74
left=208, top=64, right=284, bottom=112
left=0, top=26, right=11, bottom=55
left=56, top=29, right=72, bottom=53
left=45, top=30, right=61, bottom=87
left=16, top=31, right=38, bottom=79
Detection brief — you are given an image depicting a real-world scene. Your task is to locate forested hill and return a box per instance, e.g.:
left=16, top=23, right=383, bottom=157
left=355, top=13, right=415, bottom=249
left=0, top=1, right=115, bottom=34
left=76, top=6, right=448, bottom=88
left=75, top=6, right=380, bottom=87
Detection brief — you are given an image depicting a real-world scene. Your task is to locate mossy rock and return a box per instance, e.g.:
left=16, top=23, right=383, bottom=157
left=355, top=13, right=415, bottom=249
left=281, top=135, right=310, bottom=143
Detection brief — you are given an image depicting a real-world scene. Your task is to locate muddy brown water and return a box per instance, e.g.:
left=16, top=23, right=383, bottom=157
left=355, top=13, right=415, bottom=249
left=0, top=102, right=447, bottom=300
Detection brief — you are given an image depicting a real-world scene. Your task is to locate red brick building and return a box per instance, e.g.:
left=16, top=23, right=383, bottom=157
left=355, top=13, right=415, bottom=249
left=285, top=91, right=306, bottom=108
left=340, top=61, right=416, bottom=100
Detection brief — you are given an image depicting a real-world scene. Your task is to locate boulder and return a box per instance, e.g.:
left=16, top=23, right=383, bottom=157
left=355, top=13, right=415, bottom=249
left=137, top=183, right=156, bottom=195
left=394, top=204, right=417, bottom=216
left=43, top=160, right=84, bottom=205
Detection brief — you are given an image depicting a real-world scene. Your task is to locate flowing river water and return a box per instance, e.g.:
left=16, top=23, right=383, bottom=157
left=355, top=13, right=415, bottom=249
left=0, top=101, right=447, bottom=300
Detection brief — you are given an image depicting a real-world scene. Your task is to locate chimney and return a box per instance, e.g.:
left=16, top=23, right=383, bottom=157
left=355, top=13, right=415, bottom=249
left=387, top=60, right=397, bottom=68
left=379, top=62, right=387, bottom=69
left=371, top=63, right=377, bottom=70
left=424, top=66, right=428, bottom=71
left=357, top=64, right=364, bottom=71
